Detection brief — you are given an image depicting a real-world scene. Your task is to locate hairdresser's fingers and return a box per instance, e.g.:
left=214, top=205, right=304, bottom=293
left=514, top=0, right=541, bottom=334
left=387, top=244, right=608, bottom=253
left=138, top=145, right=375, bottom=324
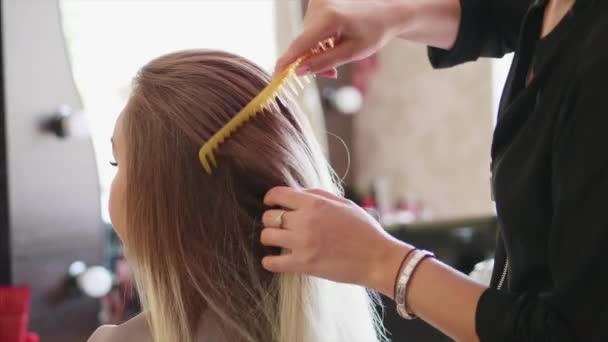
left=264, top=186, right=311, bottom=210
left=295, top=68, right=337, bottom=79
left=275, top=21, right=336, bottom=74
left=303, top=41, right=358, bottom=74
left=304, top=189, right=350, bottom=205
left=260, top=228, right=294, bottom=248
left=317, top=68, right=338, bottom=79
left=262, top=255, right=297, bottom=273
left=262, top=209, right=294, bottom=229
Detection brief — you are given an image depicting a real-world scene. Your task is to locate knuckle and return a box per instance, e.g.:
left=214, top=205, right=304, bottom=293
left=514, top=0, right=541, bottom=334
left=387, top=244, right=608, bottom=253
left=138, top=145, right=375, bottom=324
left=303, top=189, right=317, bottom=196
left=265, top=186, right=286, bottom=204
left=310, top=198, right=328, bottom=211
left=302, top=213, right=316, bottom=229
left=260, top=229, right=271, bottom=243
left=313, top=188, right=327, bottom=196
left=302, top=215, right=315, bottom=231
left=301, top=233, right=313, bottom=249
left=262, top=257, right=275, bottom=271
left=307, top=58, right=325, bottom=71
left=323, top=6, right=342, bottom=23
left=303, top=247, right=320, bottom=265
left=301, top=229, right=320, bottom=252
left=264, top=188, right=276, bottom=202
left=262, top=211, right=272, bottom=225
left=343, top=45, right=358, bottom=60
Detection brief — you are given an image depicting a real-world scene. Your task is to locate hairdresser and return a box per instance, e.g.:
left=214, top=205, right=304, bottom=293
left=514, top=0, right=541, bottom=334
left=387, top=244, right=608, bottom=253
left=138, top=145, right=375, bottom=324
left=260, top=0, right=608, bottom=340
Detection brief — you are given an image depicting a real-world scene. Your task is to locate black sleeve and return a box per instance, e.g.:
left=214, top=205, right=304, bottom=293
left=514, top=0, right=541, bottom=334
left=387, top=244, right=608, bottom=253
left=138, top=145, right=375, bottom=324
left=428, top=0, right=531, bottom=68
left=475, top=45, right=608, bottom=341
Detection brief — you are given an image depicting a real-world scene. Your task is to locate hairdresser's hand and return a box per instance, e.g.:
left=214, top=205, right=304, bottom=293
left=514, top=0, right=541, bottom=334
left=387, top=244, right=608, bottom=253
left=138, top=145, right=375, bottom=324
left=275, top=0, right=409, bottom=78
left=261, top=187, right=412, bottom=297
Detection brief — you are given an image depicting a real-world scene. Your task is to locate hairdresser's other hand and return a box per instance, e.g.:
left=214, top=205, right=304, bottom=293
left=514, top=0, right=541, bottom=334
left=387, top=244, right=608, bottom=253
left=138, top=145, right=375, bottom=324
left=275, top=0, right=409, bottom=77
left=261, top=187, right=412, bottom=297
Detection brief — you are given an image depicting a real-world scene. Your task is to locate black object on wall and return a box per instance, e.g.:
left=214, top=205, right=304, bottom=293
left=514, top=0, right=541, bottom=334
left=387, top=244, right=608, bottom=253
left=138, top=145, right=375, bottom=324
left=0, top=0, right=11, bottom=286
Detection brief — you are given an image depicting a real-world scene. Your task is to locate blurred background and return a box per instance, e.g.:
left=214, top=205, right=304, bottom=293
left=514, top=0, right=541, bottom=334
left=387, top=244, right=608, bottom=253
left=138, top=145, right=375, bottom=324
left=0, top=1, right=512, bottom=341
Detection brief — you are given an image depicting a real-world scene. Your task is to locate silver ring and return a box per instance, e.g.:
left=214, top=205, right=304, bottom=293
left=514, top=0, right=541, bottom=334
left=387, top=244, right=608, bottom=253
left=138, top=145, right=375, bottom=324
left=275, top=210, right=286, bottom=227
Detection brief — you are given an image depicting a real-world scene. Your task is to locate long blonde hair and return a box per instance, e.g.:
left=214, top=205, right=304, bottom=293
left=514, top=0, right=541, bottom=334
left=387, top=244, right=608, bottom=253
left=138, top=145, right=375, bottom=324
left=121, top=50, right=383, bottom=342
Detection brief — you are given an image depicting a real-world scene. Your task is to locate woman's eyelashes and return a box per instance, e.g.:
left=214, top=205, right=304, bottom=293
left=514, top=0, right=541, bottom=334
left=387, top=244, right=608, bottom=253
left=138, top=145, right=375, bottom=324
left=110, top=161, right=118, bottom=167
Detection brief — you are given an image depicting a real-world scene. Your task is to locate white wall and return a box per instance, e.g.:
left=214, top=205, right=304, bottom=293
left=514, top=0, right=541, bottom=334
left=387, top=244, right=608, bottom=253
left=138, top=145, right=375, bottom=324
left=2, top=0, right=103, bottom=338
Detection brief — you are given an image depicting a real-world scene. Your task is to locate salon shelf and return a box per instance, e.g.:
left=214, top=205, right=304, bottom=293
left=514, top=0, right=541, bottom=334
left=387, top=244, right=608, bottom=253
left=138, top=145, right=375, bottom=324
left=387, top=215, right=498, bottom=232
left=388, top=215, right=498, bottom=272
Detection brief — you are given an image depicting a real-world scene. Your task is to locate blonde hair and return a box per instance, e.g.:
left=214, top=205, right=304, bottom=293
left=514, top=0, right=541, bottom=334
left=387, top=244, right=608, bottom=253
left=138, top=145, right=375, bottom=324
left=121, top=50, right=384, bottom=342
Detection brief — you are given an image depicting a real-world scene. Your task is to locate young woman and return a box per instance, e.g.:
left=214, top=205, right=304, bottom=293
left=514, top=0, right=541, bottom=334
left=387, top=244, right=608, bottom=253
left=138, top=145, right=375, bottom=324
left=88, top=50, right=383, bottom=342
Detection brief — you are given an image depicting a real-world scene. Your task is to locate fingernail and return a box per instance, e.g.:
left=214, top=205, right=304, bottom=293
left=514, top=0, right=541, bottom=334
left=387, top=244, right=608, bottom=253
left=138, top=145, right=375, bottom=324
left=295, top=65, right=310, bottom=76
left=318, top=70, right=338, bottom=79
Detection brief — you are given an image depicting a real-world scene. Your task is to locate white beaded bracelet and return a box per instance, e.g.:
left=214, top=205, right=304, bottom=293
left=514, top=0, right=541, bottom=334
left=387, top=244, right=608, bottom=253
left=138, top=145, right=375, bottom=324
left=395, top=249, right=435, bottom=319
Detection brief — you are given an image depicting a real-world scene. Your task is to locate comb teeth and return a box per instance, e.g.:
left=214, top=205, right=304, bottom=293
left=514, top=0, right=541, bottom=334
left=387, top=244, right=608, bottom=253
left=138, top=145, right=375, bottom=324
left=198, top=37, right=336, bottom=174
left=293, top=75, right=305, bottom=89
left=286, top=77, right=300, bottom=97
left=279, top=85, right=292, bottom=102
left=269, top=98, right=281, bottom=113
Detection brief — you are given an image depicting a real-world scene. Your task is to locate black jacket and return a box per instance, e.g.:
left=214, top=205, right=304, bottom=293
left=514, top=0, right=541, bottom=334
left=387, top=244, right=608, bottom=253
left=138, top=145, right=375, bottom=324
left=429, top=0, right=608, bottom=340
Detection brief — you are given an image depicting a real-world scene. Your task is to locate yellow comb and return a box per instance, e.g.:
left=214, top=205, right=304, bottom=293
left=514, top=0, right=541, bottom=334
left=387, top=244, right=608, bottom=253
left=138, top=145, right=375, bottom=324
left=198, top=37, right=336, bottom=174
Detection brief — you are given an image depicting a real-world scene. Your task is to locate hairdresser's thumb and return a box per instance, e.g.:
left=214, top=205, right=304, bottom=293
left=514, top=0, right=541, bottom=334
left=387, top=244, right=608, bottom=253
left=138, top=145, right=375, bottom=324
left=274, top=21, right=331, bottom=75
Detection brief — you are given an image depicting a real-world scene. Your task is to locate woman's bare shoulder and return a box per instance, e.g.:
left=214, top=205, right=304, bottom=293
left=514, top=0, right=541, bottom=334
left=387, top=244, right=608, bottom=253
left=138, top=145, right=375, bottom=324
left=87, top=325, right=116, bottom=342
left=87, top=313, right=152, bottom=342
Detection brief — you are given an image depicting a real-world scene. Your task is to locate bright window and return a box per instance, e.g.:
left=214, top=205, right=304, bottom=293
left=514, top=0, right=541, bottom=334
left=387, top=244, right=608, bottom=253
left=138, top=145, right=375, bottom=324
left=60, top=0, right=278, bottom=222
